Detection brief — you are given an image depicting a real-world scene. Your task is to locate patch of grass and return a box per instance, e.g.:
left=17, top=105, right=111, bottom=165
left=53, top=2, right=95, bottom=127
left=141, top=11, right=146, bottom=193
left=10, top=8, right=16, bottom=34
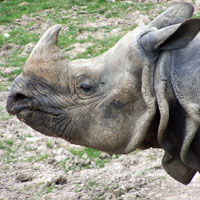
left=27, top=155, right=36, bottom=162
left=74, top=183, right=81, bottom=193
left=4, top=139, right=14, bottom=146
left=24, top=145, right=38, bottom=151
left=133, top=3, right=155, bottom=12
left=0, top=34, right=5, bottom=48
left=0, top=0, right=137, bottom=24
left=131, top=149, right=140, bottom=155
left=87, top=180, right=97, bottom=187
left=140, top=167, right=156, bottom=175
left=69, top=147, right=101, bottom=159
left=17, top=135, right=26, bottom=141
left=0, top=139, right=14, bottom=150
left=7, top=28, right=39, bottom=46
left=73, top=34, right=122, bottom=59
left=46, top=140, right=54, bottom=148
left=38, top=153, right=49, bottom=161
left=0, top=0, right=66, bottom=24
left=27, top=153, right=49, bottom=162
left=2, top=52, right=28, bottom=81
left=0, top=0, right=153, bottom=82
left=0, top=141, right=7, bottom=150
left=66, top=147, right=118, bottom=171
left=0, top=142, right=19, bottom=164
left=45, top=185, right=54, bottom=193
left=0, top=81, right=11, bottom=92
left=75, top=180, right=98, bottom=193
left=193, top=13, right=200, bottom=18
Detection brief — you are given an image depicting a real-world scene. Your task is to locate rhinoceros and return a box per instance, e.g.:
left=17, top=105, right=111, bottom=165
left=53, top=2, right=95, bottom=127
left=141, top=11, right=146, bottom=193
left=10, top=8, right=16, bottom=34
left=6, top=3, right=200, bottom=184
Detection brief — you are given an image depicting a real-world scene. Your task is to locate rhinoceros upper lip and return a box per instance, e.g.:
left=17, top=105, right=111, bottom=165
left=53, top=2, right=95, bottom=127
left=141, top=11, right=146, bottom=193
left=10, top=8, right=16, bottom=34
left=11, top=102, right=42, bottom=119
left=7, top=95, right=56, bottom=117
left=7, top=95, right=30, bottom=115
left=16, top=104, right=60, bottom=117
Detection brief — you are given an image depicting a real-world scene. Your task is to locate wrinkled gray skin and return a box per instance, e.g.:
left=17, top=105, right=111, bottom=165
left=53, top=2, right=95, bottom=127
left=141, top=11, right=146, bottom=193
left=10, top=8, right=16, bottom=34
left=6, top=3, right=200, bottom=184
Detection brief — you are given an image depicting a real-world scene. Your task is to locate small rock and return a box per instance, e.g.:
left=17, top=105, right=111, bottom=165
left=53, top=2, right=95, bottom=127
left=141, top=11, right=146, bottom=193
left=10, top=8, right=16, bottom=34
left=16, top=174, right=33, bottom=182
left=54, top=175, right=67, bottom=185
left=72, top=6, right=78, bottom=11
left=100, top=152, right=110, bottom=159
left=46, top=175, right=67, bottom=186
left=125, top=183, right=134, bottom=192
left=84, top=158, right=91, bottom=166
left=35, top=16, right=41, bottom=20
left=79, top=11, right=87, bottom=14
left=19, top=2, right=29, bottom=6
left=3, top=33, right=10, bottom=38
left=47, top=158, right=56, bottom=164
left=74, top=157, right=81, bottom=165
left=105, top=193, right=113, bottom=199
left=2, top=44, right=12, bottom=50
left=113, top=188, right=123, bottom=197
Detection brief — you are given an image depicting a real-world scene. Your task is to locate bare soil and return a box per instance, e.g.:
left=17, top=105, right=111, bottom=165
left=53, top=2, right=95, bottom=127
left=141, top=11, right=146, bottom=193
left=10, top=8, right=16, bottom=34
left=1, top=90, right=200, bottom=200
left=1, top=1, right=200, bottom=200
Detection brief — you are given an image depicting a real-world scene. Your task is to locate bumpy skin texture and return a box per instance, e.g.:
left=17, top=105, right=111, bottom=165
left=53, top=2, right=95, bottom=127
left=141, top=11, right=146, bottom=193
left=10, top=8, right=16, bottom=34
left=6, top=3, right=200, bottom=184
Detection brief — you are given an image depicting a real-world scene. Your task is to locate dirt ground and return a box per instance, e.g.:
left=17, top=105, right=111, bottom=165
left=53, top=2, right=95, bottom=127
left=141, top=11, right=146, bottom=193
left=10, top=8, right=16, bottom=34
left=1, top=1, right=200, bottom=200
left=1, top=90, right=200, bottom=200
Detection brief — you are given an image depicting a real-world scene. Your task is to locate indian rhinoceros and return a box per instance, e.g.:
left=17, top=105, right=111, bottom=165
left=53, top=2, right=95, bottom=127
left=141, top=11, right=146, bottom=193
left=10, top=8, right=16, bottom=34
left=6, top=3, right=200, bottom=184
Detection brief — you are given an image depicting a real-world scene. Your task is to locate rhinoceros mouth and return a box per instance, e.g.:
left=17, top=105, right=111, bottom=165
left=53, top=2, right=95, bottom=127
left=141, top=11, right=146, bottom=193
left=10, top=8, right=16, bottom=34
left=16, top=106, right=50, bottom=121
left=7, top=94, right=71, bottom=138
left=16, top=105, right=71, bottom=138
left=16, top=104, right=63, bottom=120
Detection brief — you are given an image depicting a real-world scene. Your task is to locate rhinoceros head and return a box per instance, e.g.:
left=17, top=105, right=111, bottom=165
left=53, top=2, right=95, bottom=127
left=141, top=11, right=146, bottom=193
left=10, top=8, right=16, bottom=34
left=7, top=23, right=157, bottom=153
left=6, top=3, right=200, bottom=184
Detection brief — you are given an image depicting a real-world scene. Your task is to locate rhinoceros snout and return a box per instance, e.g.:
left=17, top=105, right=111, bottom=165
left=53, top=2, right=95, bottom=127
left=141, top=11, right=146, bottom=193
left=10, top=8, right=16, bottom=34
left=6, top=92, right=30, bottom=115
left=6, top=75, right=33, bottom=117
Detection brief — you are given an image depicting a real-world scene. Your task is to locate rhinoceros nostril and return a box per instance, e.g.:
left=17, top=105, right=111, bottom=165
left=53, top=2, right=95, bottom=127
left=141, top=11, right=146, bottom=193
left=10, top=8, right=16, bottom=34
left=14, top=93, right=28, bottom=102
left=6, top=93, right=30, bottom=115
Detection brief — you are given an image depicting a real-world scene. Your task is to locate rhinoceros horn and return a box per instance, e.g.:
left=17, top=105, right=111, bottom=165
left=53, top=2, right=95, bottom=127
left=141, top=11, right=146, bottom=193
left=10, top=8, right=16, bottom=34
left=28, top=24, right=61, bottom=57
left=24, top=25, right=68, bottom=85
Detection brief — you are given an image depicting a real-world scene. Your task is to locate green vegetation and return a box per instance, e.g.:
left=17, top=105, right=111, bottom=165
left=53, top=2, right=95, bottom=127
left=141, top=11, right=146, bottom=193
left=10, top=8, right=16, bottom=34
left=69, top=147, right=103, bottom=158
left=0, top=0, right=154, bottom=24
left=61, top=147, right=119, bottom=171
left=0, top=0, right=155, bottom=86
left=26, top=153, right=49, bottom=162
left=46, top=140, right=54, bottom=148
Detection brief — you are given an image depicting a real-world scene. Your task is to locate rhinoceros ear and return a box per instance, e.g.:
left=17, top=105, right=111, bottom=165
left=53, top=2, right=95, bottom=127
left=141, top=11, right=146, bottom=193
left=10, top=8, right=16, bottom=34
left=141, top=19, right=200, bottom=52
left=150, top=3, right=194, bottom=29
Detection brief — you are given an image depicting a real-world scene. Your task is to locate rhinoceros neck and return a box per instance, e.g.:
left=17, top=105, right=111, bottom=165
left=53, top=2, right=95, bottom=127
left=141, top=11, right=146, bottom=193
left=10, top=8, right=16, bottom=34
left=169, top=34, right=200, bottom=169
left=154, top=41, right=200, bottom=184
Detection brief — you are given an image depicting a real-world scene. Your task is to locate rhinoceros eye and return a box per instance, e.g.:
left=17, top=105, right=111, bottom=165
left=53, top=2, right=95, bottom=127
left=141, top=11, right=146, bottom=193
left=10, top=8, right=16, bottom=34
left=76, top=76, right=96, bottom=96
left=80, top=84, right=93, bottom=93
